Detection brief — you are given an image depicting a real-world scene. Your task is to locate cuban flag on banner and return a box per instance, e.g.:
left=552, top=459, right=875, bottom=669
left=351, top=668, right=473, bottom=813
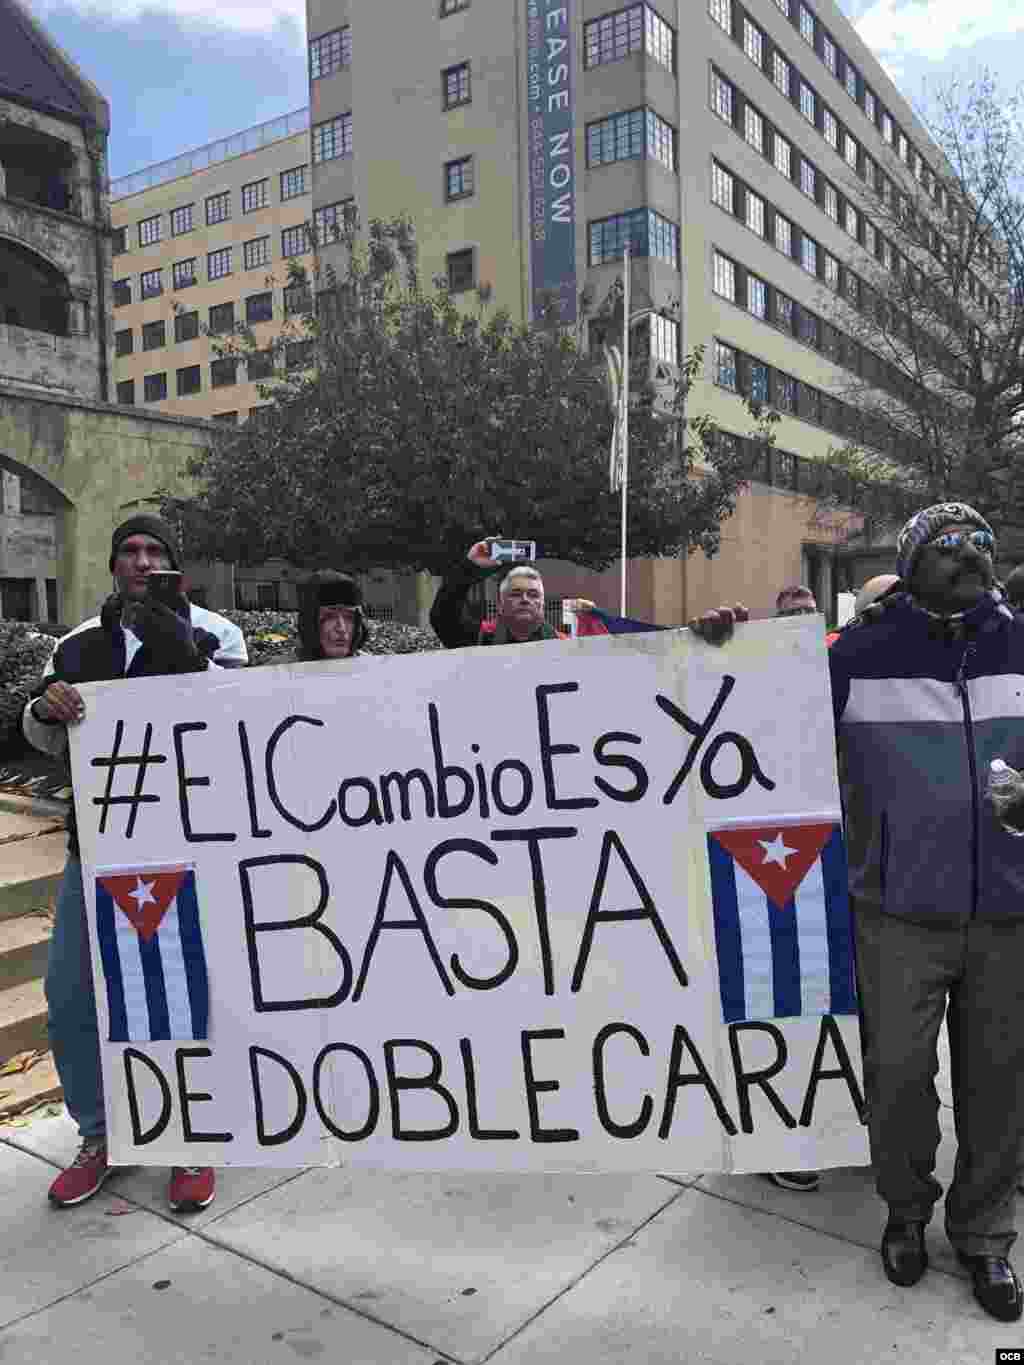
left=95, top=867, right=209, bottom=1042
left=706, top=822, right=857, bottom=1024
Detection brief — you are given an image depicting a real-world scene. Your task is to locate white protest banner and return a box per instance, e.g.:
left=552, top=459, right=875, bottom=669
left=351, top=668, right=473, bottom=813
left=69, top=619, right=869, bottom=1173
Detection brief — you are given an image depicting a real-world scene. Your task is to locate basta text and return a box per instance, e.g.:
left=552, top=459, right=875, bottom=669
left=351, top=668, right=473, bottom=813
left=121, top=1014, right=864, bottom=1150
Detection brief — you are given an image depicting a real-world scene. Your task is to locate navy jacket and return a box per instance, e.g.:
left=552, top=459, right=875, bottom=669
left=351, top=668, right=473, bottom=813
left=828, top=593, right=1024, bottom=924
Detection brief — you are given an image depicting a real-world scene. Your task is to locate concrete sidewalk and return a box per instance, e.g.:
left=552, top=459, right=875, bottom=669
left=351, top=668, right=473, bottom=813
left=0, top=1034, right=1019, bottom=1365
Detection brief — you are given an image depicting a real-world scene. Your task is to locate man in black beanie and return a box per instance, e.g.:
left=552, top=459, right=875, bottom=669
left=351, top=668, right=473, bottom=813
left=21, top=513, right=246, bottom=1214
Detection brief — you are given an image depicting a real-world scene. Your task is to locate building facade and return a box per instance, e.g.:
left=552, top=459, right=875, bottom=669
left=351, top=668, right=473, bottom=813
left=303, top=0, right=969, bottom=620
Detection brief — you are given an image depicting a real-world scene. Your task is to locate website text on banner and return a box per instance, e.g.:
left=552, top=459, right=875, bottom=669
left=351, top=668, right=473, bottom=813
left=69, top=620, right=868, bottom=1172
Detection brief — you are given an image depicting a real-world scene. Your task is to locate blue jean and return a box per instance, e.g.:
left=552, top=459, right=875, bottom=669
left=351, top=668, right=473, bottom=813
left=44, top=857, right=105, bottom=1141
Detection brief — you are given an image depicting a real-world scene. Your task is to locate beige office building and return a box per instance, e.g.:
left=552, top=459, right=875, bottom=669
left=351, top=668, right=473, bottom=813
left=304, top=0, right=986, bottom=621
left=109, top=109, right=313, bottom=427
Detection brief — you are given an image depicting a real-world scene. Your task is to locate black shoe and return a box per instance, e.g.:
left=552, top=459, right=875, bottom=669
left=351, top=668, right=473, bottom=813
left=761, top=1171, right=821, bottom=1192
left=881, top=1220, right=928, bottom=1287
left=956, top=1252, right=1024, bottom=1322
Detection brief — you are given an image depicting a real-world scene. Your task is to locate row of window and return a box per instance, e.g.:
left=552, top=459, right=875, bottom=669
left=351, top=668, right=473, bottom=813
left=709, top=70, right=1000, bottom=321
left=113, top=285, right=314, bottom=357
left=114, top=344, right=315, bottom=406
left=584, top=4, right=675, bottom=75
left=709, top=0, right=1002, bottom=280
left=114, top=169, right=309, bottom=254
left=714, top=427, right=854, bottom=502
left=713, top=336, right=931, bottom=466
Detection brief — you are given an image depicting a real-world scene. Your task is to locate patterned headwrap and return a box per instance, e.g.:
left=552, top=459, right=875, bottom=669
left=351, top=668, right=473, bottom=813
left=895, top=502, right=994, bottom=585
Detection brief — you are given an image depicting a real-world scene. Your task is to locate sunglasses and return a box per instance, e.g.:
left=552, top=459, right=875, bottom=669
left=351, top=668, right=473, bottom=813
left=930, top=529, right=995, bottom=556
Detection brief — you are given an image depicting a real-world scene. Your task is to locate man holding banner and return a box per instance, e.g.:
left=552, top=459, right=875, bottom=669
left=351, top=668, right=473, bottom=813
left=697, top=501, right=1024, bottom=1323
left=21, top=515, right=246, bottom=1213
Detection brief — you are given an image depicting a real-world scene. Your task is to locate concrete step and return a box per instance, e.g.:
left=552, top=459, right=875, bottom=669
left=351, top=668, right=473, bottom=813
left=0, top=912, right=52, bottom=991
left=0, top=978, right=48, bottom=1060
left=0, top=1049, right=61, bottom=1124
left=0, top=830, right=65, bottom=923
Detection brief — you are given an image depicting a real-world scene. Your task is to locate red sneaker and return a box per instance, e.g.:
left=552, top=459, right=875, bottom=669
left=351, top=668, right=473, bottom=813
left=168, top=1166, right=215, bottom=1212
left=48, top=1141, right=111, bottom=1207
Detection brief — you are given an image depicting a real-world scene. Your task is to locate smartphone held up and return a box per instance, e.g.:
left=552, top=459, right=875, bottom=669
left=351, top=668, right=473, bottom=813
left=488, top=539, right=537, bottom=564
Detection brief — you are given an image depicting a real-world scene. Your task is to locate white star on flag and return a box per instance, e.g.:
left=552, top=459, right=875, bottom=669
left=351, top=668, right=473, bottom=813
left=757, top=832, right=799, bottom=868
left=129, top=877, right=158, bottom=910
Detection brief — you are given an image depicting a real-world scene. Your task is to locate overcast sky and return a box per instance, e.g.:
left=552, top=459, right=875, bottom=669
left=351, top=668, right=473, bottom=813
left=28, top=0, right=1024, bottom=181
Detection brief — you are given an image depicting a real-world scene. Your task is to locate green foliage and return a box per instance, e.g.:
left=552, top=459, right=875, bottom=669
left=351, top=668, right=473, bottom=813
left=163, top=212, right=774, bottom=574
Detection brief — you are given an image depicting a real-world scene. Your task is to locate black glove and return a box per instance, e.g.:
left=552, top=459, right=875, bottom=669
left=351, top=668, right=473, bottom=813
left=194, top=626, right=221, bottom=661
left=131, top=601, right=208, bottom=674
left=100, top=593, right=124, bottom=634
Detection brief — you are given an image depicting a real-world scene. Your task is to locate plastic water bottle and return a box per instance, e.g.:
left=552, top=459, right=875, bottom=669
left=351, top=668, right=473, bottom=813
left=987, top=759, right=1024, bottom=835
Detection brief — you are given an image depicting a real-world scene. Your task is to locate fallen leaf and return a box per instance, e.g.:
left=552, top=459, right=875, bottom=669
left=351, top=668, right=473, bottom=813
left=0, top=1049, right=47, bottom=1077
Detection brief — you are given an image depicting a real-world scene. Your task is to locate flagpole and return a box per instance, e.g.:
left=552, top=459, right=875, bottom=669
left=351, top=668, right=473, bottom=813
left=619, top=243, right=630, bottom=617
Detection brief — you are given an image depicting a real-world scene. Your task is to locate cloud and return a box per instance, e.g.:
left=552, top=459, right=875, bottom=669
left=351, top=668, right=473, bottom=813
left=32, top=0, right=305, bottom=40
left=854, top=0, right=1024, bottom=66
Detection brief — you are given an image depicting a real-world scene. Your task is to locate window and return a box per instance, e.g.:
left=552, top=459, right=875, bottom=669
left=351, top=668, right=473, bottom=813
left=799, top=159, right=815, bottom=198
left=242, top=180, right=269, bottom=214
left=649, top=314, right=678, bottom=365
left=715, top=340, right=737, bottom=389
left=743, top=18, right=762, bottom=65
left=142, top=320, right=165, bottom=351
left=775, top=292, right=794, bottom=332
left=116, top=379, right=134, bottom=405
left=206, top=191, right=230, bottom=225
left=140, top=268, right=162, bottom=299
left=822, top=35, right=836, bottom=74
left=208, top=302, right=235, bottom=335
left=243, top=237, right=270, bottom=270
left=864, top=89, right=875, bottom=122
left=744, top=105, right=763, bottom=154
left=281, top=225, right=308, bottom=258
left=774, top=213, right=792, bottom=255
left=799, top=82, right=815, bottom=123
left=882, top=112, right=893, bottom=144
left=176, top=364, right=201, bottom=397
left=864, top=220, right=876, bottom=256
left=898, top=131, right=908, bottom=163
left=882, top=238, right=893, bottom=272
left=442, top=62, right=471, bottom=109
left=824, top=182, right=838, bottom=221
left=313, top=112, right=353, bottom=162
left=774, top=0, right=790, bottom=14
left=280, top=166, right=307, bottom=201
left=824, top=252, right=839, bottom=290
left=713, top=250, right=736, bottom=300
left=115, top=328, right=133, bottom=357
left=845, top=271, right=860, bottom=307
left=172, top=258, right=196, bottom=290
left=646, top=110, right=676, bottom=170
left=799, top=5, right=814, bottom=43
left=711, top=161, right=734, bottom=212
left=745, top=189, right=765, bottom=237
left=589, top=207, right=678, bottom=266
left=823, top=108, right=838, bottom=149
left=644, top=5, right=675, bottom=69
left=138, top=214, right=162, bottom=247
left=776, top=372, right=796, bottom=412
left=863, top=154, right=876, bottom=190
left=445, top=155, right=474, bottom=199
left=747, top=273, right=767, bottom=319
left=285, top=340, right=313, bottom=371
left=774, top=134, right=792, bottom=178
left=246, top=292, right=273, bottom=324
left=801, top=235, right=818, bottom=275
left=845, top=203, right=858, bottom=239
left=309, top=25, right=351, bottom=78
left=447, top=247, right=474, bottom=292
left=143, top=372, right=167, bottom=403
left=709, top=0, right=731, bottom=34
left=799, top=310, right=819, bottom=347
left=283, top=282, right=312, bottom=316
left=248, top=350, right=274, bottom=380
left=171, top=204, right=193, bottom=236
left=845, top=62, right=858, bottom=100
left=845, top=133, right=858, bottom=169
left=442, top=0, right=471, bottom=13
left=913, top=152, right=923, bottom=183
left=210, top=357, right=237, bottom=388
left=773, top=52, right=789, bottom=97
left=711, top=69, right=733, bottom=123
left=588, top=109, right=644, bottom=166
left=174, top=310, right=199, bottom=343
left=314, top=200, right=352, bottom=247
left=112, top=226, right=127, bottom=254
left=213, top=411, right=238, bottom=425
left=585, top=6, right=644, bottom=67
left=208, top=247, right=232, bottom=280
left=749, top=360, right=769, bottom=402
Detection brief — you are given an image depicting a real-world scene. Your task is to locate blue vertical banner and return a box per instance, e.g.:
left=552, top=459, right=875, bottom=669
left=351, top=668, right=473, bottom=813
left=526, top=0, right=577, bottom=325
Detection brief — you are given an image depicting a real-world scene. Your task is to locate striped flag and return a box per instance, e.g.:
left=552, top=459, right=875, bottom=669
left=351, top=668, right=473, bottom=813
left=95, top=867, right=209, bottom=1042
left=574, top=607, right=667, bottom=636
left=706, top=822, right=856, bottom=1024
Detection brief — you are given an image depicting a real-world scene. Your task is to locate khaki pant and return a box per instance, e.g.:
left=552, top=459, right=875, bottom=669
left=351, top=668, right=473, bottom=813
left=855, top=905, right=1024, bottom=1257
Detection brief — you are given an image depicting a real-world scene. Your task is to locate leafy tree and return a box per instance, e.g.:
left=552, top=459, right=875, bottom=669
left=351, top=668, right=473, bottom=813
left=813, top=70, right=1024, bottom=538
left=163, top=211, right=775, bottom=575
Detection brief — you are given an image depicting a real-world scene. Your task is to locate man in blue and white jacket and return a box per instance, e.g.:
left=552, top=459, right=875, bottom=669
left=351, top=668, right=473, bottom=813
left=21, top=515, right=246, bottom=1215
